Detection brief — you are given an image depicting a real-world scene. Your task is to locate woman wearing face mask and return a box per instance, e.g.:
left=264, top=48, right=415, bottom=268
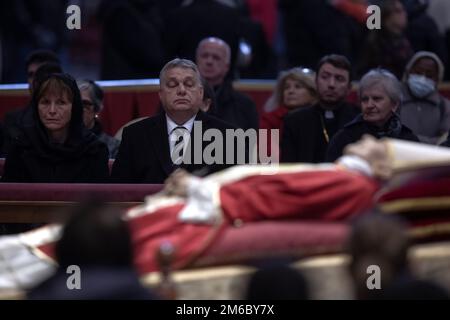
left=326, top=69, right=419, bottom=162
left=400, top=51, right=450, bottom=145
left=1, top=73, right=110, bottom=183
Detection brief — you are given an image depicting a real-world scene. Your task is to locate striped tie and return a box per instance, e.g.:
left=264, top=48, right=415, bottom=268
left=171, top=126, right=187, bottom=165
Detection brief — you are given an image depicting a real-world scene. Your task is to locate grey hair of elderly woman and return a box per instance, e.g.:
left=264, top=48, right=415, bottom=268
left=359, top=69, right=403, bottom=105
left=77, top=79, right=104, bottom=113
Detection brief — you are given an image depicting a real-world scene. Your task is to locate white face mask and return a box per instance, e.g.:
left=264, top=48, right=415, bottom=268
left=407, top=74, right=436, bottom=98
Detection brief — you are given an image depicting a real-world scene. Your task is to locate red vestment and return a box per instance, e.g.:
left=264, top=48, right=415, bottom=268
left=19, top=166, right=379, bottom=278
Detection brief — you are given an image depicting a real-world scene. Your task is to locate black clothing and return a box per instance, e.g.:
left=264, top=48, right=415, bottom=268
left=111, top=111, right=239, bottom=184
left=90, top=120, right=120, bottom=158
left=163, top=0, right=241, bottom=74
left=213, top=80, right=259, bottom=131
left=404, top=0, right=448, bottom=67
left=326, top=114, right=419, bottom=162
left=356, top=29, right=413, bottom=80
left=99, top=0, right=164, bottom=79
left=281, top=103, right=360, bottom=164
left=1, top=74, right=109, bottom=183
left=2, top=105, right=33, bottom=156
left=279, top=0, right=366, bottom=71
left=28, top=268, right=156, bottom=300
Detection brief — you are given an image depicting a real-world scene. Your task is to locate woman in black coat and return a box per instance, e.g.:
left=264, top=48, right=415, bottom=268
left=326, top=69, right=419, bottom=162
left=1, top=73, right=109, bottom=183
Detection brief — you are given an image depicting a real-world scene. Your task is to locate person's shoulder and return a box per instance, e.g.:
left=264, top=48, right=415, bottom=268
left=123, top=114, right=161, bottom=135
left=284, top=105, right=318, bottom=121
left=343, top=114, right=364, bottom=129
left=232, top=89, right=256, bottom=106
left=342, top=102, right=361, bottom=116
left=4, top=106, right=29, bottom=126
left=199, top=112, right=237, bottom=130
left=400, top=124, right=420, bottom=141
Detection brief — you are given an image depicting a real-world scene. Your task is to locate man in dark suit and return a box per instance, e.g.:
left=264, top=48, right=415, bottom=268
left=111, top=58, right=238, bottom=183
left=196, top=37, right=259, bottom=131
left=281, top=54, right=360, bottom=164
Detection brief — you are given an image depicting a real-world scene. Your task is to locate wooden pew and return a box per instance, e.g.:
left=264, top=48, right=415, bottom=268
left=0, top=183, right=163, bottom=223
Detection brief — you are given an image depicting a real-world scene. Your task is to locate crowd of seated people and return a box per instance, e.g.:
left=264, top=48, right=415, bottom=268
left=1, top=73, right=110, bottom=183
left=1, top=45, right=450, bottom=183
left=326, top=69, right=419, bottom=161
left=1, top=1, right=450, bottom=302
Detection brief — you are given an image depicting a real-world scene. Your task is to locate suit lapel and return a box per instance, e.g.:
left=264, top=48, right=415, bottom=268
left=149, top=113, right=173, bottom=176
left=182, top=112, right=209, bottom=173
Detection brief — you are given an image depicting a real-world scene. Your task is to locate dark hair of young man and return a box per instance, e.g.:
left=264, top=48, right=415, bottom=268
left=317, top=54, right=352, bottom=82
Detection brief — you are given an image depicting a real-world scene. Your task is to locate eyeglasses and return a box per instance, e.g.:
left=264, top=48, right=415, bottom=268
left=82, top=100, right=96, bottom=111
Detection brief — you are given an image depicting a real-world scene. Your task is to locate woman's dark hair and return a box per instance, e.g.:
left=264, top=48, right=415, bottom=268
left=32, top=73, right=84, bottom=140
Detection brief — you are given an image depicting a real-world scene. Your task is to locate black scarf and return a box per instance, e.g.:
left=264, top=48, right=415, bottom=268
left=371, top=114, right=403, bottom=139
left=20, top=73, right=104, bottom=163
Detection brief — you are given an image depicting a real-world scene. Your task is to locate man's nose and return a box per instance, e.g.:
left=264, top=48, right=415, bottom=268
left=177, top=84, right=187, bottom=94
left=327, top=77, right=336, bottom=88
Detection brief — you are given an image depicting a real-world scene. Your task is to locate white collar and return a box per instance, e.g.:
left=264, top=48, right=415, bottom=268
left=166, top=114, right=196, bottom=135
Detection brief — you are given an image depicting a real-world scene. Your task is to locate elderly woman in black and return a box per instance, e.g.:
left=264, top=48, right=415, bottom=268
left=1, top=73, right=109, bottom=183
left=326, top=69, right=419, bottom=162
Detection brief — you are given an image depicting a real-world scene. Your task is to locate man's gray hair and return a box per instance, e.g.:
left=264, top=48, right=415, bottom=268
left=359, top=69, right=402, bottom=105
left=196, top=37, right=231, bottom=64
left=159, top=58, right=203, bottom=86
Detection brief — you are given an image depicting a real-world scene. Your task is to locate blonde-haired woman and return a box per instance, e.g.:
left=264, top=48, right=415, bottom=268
left=261, top=67, right=318, bottom=156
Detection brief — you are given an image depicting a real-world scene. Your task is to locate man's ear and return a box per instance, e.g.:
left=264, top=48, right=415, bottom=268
left=392, top=101, right=399, bottom=113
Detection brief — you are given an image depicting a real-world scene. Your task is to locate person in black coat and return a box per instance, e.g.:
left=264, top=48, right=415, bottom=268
left=403, top=0, right=448, bottom=67
left=281, top=54, right=360, bottom=164
left=1, top=73, right=109, bottom=183
left=326, top=69, right=419, bottom=162
left=111, top=58, right=242, bottom=184
left=279, top=0, right=366, bottom=71
left=163, top=0, right=241, bottom=73
left=2, top=52, right=61, bottom=156
left=28, top=201, right=156, bottom=300
left=98, top=0, right=164, bottom=80
left=196, top=37, right=259, bottom=131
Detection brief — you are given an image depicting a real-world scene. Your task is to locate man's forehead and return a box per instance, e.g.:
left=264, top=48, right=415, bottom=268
left=199, top=42, right=227, bottom=56
left=164, top=67, right=198, bottom=80
left=319, top=63, right=349, bottom=76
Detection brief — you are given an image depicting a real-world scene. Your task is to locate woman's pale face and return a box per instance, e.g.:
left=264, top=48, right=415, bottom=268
left=361, top=84, right=397, bottom=127
left=283, top=78, right=315, bottom=109
left=38, top=91, right=72, bottom=137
